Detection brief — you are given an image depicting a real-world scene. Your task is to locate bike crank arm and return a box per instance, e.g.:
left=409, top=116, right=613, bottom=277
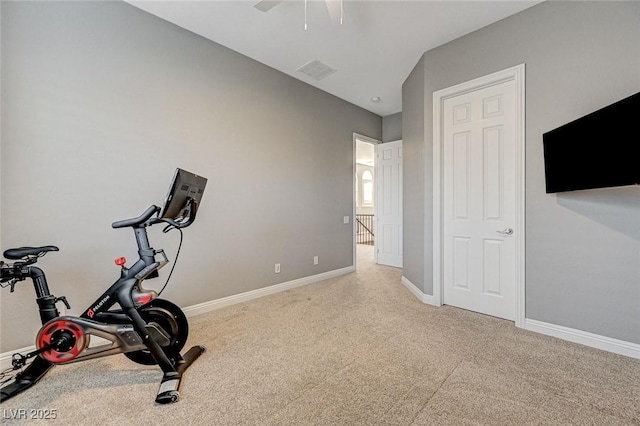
left=11, top=341, right=57, bottom=369
left=1, top=335, right=74, bottom=402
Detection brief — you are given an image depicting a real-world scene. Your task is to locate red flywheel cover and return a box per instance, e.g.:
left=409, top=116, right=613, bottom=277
left=36, top=319, right=87, bottom=363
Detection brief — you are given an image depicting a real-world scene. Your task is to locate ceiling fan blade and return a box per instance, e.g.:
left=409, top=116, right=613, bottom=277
left=253, top=0, right=284, bottom=13
left=325, top=0, right=343, bottom=26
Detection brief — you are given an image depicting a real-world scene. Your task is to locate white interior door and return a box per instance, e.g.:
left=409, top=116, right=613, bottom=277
left=442, top=80, right=517, bottom=320
left=376, top=140, right=403, bottom=268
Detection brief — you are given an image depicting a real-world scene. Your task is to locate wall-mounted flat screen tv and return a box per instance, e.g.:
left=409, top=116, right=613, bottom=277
left=542, top=91, right=640, bottom=193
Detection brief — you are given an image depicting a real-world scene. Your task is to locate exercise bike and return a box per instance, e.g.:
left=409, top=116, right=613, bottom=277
left=0, top=168, right=207, bottom=404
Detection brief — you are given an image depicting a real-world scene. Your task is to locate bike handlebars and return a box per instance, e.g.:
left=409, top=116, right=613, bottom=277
left=112, top=205, right=161, bottom=229
left=112, top=200, right=199, bottom=231
left=2, top=200, right=197, bottom=291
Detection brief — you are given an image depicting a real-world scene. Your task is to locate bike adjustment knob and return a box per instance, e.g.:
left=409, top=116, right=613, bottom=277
left=114, top=257, right=127, bottom=266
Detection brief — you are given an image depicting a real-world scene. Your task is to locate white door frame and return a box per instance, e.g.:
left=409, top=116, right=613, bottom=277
left=432, top=64, right=526, bottom=328
left=353, top=133, right=381, bottom=269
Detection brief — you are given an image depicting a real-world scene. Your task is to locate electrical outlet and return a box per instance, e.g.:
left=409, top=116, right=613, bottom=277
left=275, top=263, right=280, bottom=274
left=343, top=216, right=350, bottom=224
left=313, top=256, right=319, bottom=265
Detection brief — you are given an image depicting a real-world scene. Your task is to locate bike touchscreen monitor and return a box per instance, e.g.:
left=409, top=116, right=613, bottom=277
left=160, top=168, right=207, bottom=223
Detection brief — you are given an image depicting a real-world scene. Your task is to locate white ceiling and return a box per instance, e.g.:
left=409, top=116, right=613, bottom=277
left=127, top=0, right=540, bottom=117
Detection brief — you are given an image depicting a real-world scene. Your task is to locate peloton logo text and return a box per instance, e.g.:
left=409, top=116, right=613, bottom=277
left=87, top=295, right=110, bottom=318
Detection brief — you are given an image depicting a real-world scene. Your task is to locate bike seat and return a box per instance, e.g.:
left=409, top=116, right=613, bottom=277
left=3, top=246, right=59, bottom=260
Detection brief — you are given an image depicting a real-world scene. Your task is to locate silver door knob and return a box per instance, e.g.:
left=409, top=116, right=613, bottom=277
left=496, top=228, right=513, bottom=235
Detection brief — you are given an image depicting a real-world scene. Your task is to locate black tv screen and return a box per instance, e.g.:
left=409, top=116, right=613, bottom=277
left=542, top=92, right=640, bottom=193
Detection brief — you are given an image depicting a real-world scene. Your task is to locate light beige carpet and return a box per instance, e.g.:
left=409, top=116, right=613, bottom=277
left=2, top=244, right=639, bottom=425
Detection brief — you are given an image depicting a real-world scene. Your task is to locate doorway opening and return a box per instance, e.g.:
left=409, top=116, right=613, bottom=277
left=354, top=134, right=378, bottom=269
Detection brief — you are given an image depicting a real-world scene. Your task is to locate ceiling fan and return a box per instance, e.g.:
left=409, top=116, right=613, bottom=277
left=254, top=0, right=343, bottom=30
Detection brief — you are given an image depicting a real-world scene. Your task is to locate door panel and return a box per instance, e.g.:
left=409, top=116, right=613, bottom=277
left=443, top=81, right=516, bottom=320
left=376, top=140, right=403, bottom=268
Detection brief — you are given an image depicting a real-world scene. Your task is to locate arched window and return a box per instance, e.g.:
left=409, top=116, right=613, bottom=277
left=362, top=170, right=373, bottom=206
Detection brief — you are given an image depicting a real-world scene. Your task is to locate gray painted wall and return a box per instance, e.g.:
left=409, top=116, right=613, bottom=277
left=1, top=1, right=381, bottom=350
left=382, top=112, right=402, bottom=142
left=401, top=58, right=425, bottom=290
left=403, top=1, right=640, bottom=343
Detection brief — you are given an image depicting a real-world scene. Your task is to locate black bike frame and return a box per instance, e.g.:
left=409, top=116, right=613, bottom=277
left=2, top=203, right=205, bottom=404
left=81, top=246, right=157, bottom=322
left=76, top=222, right=178, bottom=373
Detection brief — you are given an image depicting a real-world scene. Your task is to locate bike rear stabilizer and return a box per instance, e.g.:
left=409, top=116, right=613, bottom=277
left=155, top=345, right=206, bottom=404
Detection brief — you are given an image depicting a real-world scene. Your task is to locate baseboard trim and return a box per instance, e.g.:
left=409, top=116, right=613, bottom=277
left=401, top=275, right=438, bottom=306
left=0, top=266, right=355, bottom=369
left=183, top=265, right=355, bottom=317
left=399, top=276, right=639, bottom=359
left=4, top=269, right=637, bottom=369
left=524, top=319, right=640, bottom=359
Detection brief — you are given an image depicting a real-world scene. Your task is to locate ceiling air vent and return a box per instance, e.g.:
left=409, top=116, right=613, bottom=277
left=297, top=60, right=337, bottom=81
